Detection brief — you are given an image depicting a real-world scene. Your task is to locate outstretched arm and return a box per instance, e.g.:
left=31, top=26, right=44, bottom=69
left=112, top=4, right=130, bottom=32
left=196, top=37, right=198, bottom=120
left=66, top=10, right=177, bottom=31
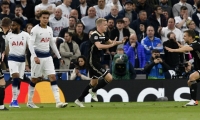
left=165, top=45, right=193, bottom=53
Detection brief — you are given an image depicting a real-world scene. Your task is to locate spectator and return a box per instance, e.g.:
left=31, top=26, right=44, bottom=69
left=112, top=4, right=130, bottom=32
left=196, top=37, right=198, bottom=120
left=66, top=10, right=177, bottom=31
left=118, top=0, right=137, bottom=22
left=192, top=1, right=200, bottom=32
left=35, top=0, right=56, bottom=19
left=160, top=0, right=173, bottom=17
left=59, top=16, right=76, bottom=38
left=175, top=6, right=192, bottom=32
left=172, top=0, right=194, bottom=17
left=105, top=18, right=115, bottom=38
left=110, top=19, right=130, bottom=54
left=49, top=7, right=69, bottom=37
left=76, top=0, right=90, bottom=19
left=124, top=34, right=146, bottom=68
left=59, top=32, right=81, bottom=69
left=86, top=0, right=97, bottom=6
left=130, top=10, right=150, bottom=35
left=163, top=32, right=184, bottom=69
left=57, top=0, right=72, bottom=19
left=28, top=7, right=40, bottom=26
left=104, top=5, right=123, bottom=26
left=159, top=18, right=184, bottom=43
left=107, top=0, right=123, bottom=11
left=70, top=55, right=90, bottom=80
left=136, top=0, right=153, bottom=18
left=48, top=0, right=62, bottom=5
left=186, top=20, right=199, bottom=36
left=24, top=23, right=33, bottom=70
left=193, top=0, right=200, bottom=11
left=94, top=0, right=110, bottom=18
left=80, top=30, right=93, bottom=58
left=111, top=48, right=136, bottom=80
left=72, top=22, right=89, bottom=47
left=137, top=22, right=147, bottom=43
left=1, top=0, right=15, bottom=14
left=20, top=0, right=35, bottom=20
left=149, top=5, right=167, bottom=38
left=14, top=5, right=27, bottom=30
left=181, top=61, right=195, bottom=79
left=141, top=26, right=163, bottom=62
left=70, top=9, right=80, bottom=22
left=162, top=9, right=169, bottom=22
left=0, top=1, right=15, bottom=20
left=81, top=7, right=98, bottom=33
left=123, top=17, right=136, bottom=34
left=144, top=49, right=170, bottom=79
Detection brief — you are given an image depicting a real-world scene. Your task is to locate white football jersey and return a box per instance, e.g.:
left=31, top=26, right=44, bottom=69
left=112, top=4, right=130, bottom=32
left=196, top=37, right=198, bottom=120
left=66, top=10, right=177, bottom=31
left=57, top=3, right=72, bottom=19
left=5, top=31, right=29, bottom=62
left=93, top=5, right=110, bottom=18
left=29, top=24, right=61, bottom=59
left=49, top=17, right=69, bottom=37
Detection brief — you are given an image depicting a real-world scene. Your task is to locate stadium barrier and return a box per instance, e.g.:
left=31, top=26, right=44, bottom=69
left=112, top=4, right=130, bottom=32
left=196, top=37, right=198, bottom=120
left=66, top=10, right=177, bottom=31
left=4, top=79, right=195, bottom=103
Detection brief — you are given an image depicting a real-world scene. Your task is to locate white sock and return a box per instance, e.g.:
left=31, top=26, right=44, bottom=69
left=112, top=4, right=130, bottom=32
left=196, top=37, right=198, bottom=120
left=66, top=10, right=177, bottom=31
left=0, top=105, right=4, bottom=109
left=27, top=85, right=35, bottom=103
left=51, top=85, right=60, bottom=104
left=12, top=86, right=18, bottom=101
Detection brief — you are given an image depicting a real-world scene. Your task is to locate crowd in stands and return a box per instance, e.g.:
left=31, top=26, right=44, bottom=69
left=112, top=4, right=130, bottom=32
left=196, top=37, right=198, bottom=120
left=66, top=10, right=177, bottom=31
left=1, top=0, right=200, bottom=80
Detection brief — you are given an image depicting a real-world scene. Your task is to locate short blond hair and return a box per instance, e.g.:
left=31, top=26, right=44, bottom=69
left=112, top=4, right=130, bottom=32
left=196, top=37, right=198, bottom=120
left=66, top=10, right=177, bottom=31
left=96, top=18, right=107, bottom=26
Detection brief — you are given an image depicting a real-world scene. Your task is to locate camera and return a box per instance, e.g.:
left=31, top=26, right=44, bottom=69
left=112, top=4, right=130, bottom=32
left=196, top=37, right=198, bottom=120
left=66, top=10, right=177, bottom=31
left=174, top=63, right=188, bottom=77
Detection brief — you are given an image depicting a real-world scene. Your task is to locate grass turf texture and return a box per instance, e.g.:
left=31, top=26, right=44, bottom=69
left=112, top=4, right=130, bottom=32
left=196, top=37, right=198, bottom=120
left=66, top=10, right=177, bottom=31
left=1, top=102, right=199, bottom=120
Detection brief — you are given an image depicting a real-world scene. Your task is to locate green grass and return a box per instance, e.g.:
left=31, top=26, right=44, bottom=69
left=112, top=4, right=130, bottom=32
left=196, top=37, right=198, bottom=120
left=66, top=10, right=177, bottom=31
left=1, top=102, right=200, bottom=120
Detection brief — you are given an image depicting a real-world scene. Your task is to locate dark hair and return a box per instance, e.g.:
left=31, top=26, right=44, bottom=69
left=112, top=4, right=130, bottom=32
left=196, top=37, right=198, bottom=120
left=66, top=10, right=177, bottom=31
left=184, top=30, right=196, bottom=39
left=39, top=10, right=50, bottom=18
left=76, top=55, right=87, bottom=70
left=107, top=18, right=114, bottom=22
left=1, top=1, right=9, bottom=6
left=180, top=6, right=188, bottom=11
left=154, top=5, right=161, bottom=11
left=15, top=5, right=22, bottom=9
left=116, top=19, right=124, bottom=23
left=75, top=22, right=85, bottom=32
left=197, top=1, right=200, bottom=9
left=167, top=32, right=175, bottom=39
left=12, top=18, right=23, bottom=26
left=1, top=17, right=11, bottom=27
left=24, top=23, right=33, bottom=32
left=151, top=49, right=160, bottom=53
left=64, top=32, right=73, bottom=37
left=168, top=17, right=175, bottom=23
left=69, top=16, right=77, bottom=22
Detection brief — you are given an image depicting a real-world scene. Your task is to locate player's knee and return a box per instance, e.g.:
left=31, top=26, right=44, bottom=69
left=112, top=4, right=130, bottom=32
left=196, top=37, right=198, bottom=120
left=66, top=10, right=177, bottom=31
left=90, top=79, right=98, bottom=86
left=105, top=73, right=113, bottom=82
left=0, top=79, right=5, bottom=85
left=189, top=72, right=199, bottom=81
left=48, top=74, right=56, bottom=82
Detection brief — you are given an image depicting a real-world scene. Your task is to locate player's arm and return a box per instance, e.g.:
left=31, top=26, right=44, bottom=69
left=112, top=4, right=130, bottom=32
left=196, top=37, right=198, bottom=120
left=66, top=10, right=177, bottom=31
left=165, top=45, right=193, bottom=53
left=92, top=34, right=116, bottom=49
left=28, top=29, right=37, bottom=58
left=105, top=37, right=127, bottom=45
left=49, top=30, right=61, bottom=59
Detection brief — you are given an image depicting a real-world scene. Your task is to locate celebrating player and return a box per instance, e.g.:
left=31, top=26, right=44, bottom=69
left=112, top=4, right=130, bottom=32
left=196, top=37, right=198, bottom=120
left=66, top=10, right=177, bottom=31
left=27, top=10, right=68, bottom=108
left=165, top=30, right=199, bottom=106
left=5, top=18, right=30, bottom=108
left=0, top=17, right=11, bottom=110
left=75, top=18, right=126, bottom=107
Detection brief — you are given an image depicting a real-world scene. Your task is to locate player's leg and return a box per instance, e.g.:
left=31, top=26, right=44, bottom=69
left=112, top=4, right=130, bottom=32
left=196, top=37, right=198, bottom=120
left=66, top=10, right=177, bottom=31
left=8, top=61, right=21, bottom=108
left=27, top=57, right=41, bottom=108
left=185, top=71, right=200, bottom=106
left=0, top=68, right=8, bottom=110
left=75, top=69, right=98, bottom=107
left=45, top=57, right=67, bottom=108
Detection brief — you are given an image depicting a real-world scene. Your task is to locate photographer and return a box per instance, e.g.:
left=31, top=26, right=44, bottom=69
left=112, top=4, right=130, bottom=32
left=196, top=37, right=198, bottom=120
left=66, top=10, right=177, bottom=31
left=182, top=62, right=195, bottom=79
left=144, top=49, right=170, bottom=79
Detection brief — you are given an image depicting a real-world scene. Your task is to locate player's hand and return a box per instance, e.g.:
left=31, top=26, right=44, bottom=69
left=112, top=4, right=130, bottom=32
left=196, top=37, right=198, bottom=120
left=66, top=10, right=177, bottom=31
left=6, top=9, right=10, bottom=15
left=25, top=65, right=31, bottom=72
left=154, top=59, right=160, bottom=64
left=131, top=43, right=136, bottom=47
left=18, top=12, right=22, bottom=17
left=165, top=46, right=174, bottom=52
left=112, top=37, right=117, bottom=47
left=34, top=57, right=40, bottom=64
left=122, top=37, right=128, bottom=44
left=158, top=58, right=163, bottom=63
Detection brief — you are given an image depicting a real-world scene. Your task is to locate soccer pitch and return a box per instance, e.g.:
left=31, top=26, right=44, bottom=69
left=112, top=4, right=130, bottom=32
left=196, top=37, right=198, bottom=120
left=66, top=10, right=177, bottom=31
left=1, top=102, right=199, bottom=120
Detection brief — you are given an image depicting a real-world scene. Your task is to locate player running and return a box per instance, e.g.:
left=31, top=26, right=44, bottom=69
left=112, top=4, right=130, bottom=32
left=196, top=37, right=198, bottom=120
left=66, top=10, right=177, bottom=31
left=165, top=30, right=200, bottom=106
left=75, top=18, right=126, bottom=107
left=27, top=10, right=67, bottom=108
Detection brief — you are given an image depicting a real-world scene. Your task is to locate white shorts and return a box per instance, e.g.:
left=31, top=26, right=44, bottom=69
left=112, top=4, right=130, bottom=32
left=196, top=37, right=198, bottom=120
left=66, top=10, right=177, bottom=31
left=31, top=56, right=55, bottom=78
left=8, top=61, right=25, bottom=79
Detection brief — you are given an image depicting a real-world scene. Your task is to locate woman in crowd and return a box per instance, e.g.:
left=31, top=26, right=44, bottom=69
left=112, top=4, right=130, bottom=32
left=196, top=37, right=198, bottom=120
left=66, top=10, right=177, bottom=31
left=70, top=55, right=90, bottom=80
left=72, top=22, right=89, bottom=47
